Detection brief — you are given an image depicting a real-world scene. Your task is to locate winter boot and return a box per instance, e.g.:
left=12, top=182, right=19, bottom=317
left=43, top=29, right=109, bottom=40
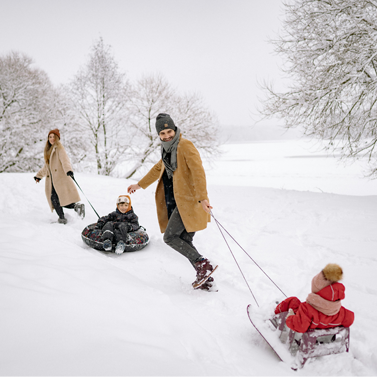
left=103, top=239, right=112, bottom=252
left=125, top=233, right=132, bottom=243
left=58, top=217, right=67, bottom=224
left=197, top=276, right=218, bottom=292
left=192, top=258, right=218, bottom=289
left=115, top=240, right=126, bottom=255
left=79, top=203, right=85, bottom=219
left=74, top=203, right=85, bottom=219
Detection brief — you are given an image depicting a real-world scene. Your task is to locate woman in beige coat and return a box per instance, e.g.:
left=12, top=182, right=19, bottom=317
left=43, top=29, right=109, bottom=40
left=34, top=129, right=84, bottom=224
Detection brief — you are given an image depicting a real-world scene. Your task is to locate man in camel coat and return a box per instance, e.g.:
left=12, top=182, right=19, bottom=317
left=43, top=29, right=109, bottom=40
left=127, top=113, right=217, bottom=291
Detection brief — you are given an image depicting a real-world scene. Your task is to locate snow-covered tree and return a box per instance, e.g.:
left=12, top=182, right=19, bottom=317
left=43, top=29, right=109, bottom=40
left=125, top=73, right=220, bottom=179
left=261, top=0, right=377, bottom=174
left=68, top=38, right=130, bottom=175
left=123, top=73, right=175, bottom=178
left=50, top=86, right=92, bottom=171
left=0, top=52, right=56, bottom=173
left=172, top=91, right=219, bottom=156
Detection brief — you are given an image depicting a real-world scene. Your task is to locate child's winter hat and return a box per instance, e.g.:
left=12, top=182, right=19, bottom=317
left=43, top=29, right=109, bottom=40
left=117, top=195, right=130, bottom=205
left=311, top=263, right=343, bottom=294
left=48, top=129, right=60, bottom=139
left=116, top=195, right=131, bottom=210
left=322, top=263, right=343, bottom=282
left=155, top=113, right=176, bottom=134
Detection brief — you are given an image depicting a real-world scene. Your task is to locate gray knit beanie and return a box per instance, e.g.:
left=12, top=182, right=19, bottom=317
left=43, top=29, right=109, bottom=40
left=155, top=113, right=176, bottom=134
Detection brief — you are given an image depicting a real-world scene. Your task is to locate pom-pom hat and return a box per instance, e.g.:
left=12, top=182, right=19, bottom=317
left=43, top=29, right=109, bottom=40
left=311, top=263, right=343, bottom=294
left=322, top=263, right=343, bottom=282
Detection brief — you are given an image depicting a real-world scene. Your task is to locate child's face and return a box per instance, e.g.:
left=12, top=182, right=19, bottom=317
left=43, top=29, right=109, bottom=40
left=118, top=202, right=129, bottom=213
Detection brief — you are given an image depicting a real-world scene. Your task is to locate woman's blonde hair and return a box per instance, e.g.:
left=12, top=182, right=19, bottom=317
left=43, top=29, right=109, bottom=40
left=44, top=135, right=62, bottom=163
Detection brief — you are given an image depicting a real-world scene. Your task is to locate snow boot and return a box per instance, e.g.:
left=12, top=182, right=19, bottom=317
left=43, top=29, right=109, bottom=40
left=103, top=239, right=112, bottom=252
left=80, top=203, right=85, bottom=219
left=74, top=203, right=85, bottom=219
left=115, top=240, right=126, bottom=255
left=197, top=276, right=218, bottom=292
left=58, top=217, right=67, bottom=224
left=192, top=258, right=218, bottom=289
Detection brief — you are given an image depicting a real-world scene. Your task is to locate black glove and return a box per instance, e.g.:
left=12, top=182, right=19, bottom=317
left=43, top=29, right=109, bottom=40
left=67, top=171, right=74, bottom=178
left=34, top=176, right=40, bottom=183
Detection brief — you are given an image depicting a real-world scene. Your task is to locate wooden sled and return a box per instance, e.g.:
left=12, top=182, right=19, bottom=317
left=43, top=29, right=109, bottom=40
left=270, top=311, right=350, bottom=369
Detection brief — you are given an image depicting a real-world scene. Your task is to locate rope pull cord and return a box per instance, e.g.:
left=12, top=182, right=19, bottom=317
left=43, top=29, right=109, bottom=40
left=210, top=210, right=287, bottom=305
left=211, top=210, right=259, bottom=307
left=71, top=176, right=100, bottom=218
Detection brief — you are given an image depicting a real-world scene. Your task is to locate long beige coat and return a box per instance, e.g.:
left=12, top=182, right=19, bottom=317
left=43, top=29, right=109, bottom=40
left=138, top=136, right=210, bottom=233
left=36, top=144, right=80, bottom=211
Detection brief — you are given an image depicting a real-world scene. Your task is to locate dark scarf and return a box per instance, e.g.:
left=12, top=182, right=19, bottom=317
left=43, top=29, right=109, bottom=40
left=161, top=127, right=181, bottom=179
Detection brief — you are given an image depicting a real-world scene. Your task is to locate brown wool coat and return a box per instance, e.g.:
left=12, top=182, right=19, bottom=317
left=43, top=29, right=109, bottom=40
left=138, top=136, right=210, bottom=233
left=36, top=144, right=80, bottom=211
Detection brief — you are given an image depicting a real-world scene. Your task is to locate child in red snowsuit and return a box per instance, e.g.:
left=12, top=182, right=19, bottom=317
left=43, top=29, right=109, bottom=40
left=275, top=264, right=354, bottom=333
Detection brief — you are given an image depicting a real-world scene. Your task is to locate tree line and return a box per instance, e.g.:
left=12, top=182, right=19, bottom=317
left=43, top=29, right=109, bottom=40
left=4, top=0, right=377, bottom=179
left=0, top=38, right=220, bottom=177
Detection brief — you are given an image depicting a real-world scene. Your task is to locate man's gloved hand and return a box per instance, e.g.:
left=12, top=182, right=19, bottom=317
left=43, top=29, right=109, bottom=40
left=34, top=176, right=40, bottom=183
left=67, top=171, right=74, bottom=178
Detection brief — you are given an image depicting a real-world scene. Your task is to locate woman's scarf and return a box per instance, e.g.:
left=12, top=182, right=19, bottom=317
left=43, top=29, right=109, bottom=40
left=306, top=271, right=342, bottom=316
left=161, top=127, right=181, bottom=179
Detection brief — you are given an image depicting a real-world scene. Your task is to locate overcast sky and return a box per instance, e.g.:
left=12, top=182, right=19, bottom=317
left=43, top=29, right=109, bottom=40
left=0, top=0, right=288, bottom=128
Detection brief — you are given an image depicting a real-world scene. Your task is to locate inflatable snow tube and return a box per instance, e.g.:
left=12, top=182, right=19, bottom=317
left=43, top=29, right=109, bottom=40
left=81, top=223, right=150, bottom=252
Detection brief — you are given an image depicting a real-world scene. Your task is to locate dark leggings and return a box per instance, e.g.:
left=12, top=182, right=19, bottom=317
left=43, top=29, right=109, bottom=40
left=51, top=184, right=75, bottom=219
left=163, top=207, right=202, bottom=268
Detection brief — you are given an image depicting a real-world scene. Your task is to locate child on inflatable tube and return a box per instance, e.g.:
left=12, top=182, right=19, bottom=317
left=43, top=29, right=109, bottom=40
left=95, top=195, right=140, bottom=254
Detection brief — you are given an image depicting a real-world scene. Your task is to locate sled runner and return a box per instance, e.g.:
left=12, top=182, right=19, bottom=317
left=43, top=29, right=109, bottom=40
left=247, top=305, right=350, bottom=370
left=81, top=223, right=150, bottom=253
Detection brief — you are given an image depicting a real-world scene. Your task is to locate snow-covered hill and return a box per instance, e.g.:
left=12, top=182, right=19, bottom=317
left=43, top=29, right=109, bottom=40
left=1, top=140, right=377, bottom=376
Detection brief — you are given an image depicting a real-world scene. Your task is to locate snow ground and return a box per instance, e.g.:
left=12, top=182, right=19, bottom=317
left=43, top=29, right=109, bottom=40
left=0, top=140, right=377, bottom=376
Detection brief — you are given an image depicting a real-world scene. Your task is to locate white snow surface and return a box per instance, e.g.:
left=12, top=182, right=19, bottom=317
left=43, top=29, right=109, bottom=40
left=1, top=139, right=377, bottom=376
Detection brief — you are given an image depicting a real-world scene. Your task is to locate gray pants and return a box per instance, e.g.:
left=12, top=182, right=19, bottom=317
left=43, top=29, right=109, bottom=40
left=163, top=207, right=202, bottom=267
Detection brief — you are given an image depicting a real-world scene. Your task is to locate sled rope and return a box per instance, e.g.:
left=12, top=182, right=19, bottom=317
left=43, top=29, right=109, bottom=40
left=211, top=210, right=259, bottom=306
left=210, top=211, right=287, bottom=299
left=71, top=176, right=100, bottom=218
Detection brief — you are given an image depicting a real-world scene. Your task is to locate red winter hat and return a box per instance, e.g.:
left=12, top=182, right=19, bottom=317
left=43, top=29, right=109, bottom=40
left=48, top=129, right=60, bottom=139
